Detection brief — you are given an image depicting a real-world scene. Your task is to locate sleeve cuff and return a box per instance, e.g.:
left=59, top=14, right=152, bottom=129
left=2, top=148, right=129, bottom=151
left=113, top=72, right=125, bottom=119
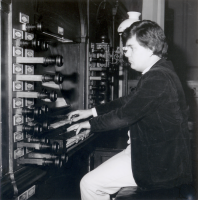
left=92, top=107, right=98, bottom=117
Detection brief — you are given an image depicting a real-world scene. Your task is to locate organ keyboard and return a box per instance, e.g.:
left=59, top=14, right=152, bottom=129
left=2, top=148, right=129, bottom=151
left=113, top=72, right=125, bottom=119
left=49, top=118, right=71, bottom=129
left=48, top=116, right=93, bottom=150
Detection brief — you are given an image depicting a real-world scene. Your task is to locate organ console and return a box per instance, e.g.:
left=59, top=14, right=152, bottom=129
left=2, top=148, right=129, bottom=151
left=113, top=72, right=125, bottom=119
left=1, top=1, right=120, bottom=199
left=16, top=55, right=63, bottom=67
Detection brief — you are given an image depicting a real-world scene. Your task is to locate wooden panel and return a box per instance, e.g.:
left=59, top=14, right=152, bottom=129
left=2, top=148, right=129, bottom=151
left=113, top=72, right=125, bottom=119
left=12, top=0, right=81, bottom=42
left=93, top=148, right=122, bottom=169
left=34, top=0, right=81, bottom=42
left=1, top=0, right=11, bottom=4
left=1, top=1, right=12, bottom=177
left=47, top=43, right=86, bottom=110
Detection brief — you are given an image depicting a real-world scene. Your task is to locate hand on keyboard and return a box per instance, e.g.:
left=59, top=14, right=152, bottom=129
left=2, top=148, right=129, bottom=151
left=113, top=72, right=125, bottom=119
left=67, top=120, right=91, bottom=135
left=67, top=109, right=93, bottom=123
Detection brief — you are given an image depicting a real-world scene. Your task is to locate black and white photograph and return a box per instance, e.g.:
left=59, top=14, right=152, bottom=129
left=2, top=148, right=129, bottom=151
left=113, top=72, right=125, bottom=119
left=0, top=0, right=198, bottom=199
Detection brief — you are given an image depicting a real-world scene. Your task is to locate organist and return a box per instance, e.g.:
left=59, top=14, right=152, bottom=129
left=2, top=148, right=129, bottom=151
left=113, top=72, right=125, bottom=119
left=67, top=20, right=192, bottom=200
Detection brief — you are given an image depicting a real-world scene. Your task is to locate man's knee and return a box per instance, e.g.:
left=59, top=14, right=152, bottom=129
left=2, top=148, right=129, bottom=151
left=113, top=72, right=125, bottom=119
left=80, top=173, right=92, bottom=190
left=80, top=171, right=99, bottom=189
left=80, top=175, right=86, bottom=190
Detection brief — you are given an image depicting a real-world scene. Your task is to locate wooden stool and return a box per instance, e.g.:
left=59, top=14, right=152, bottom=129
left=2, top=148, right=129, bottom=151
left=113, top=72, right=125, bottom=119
left=115, top=184, right=197, bottom=200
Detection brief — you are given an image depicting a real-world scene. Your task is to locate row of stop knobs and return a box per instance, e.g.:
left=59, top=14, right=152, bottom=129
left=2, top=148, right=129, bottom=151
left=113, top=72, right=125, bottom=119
left=15, top=56, right=64, bottom=101
left=15, top=104, right=49, bottom=135
left=89, top=69, right=118, bottom=106
left=17, top=138, right=67, bottom=168
left=17, top=54, right=115, bottom=67
left=16, top=114, right=69, bottom=166
left=14, top=23, right=64, bottom=168
left=15, top=72, right=63, bottom=102
left=89, top=72, right=107, bottom=106
left=89, top=47, right=107, bottom=108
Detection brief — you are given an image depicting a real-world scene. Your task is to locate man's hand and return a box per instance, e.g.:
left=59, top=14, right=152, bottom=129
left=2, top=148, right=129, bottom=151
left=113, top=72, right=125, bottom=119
left=67, top=109, right=93, bottom=123
left=67, top=121, right=91, bottom=135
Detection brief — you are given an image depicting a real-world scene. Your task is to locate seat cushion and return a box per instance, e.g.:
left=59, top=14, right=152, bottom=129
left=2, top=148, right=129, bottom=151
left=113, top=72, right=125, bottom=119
left=115, top=184, right=196, bottom=200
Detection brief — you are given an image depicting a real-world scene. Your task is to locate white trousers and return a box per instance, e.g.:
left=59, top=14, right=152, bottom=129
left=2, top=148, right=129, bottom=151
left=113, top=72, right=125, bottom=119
left=80, top=145, right=137, bottom=200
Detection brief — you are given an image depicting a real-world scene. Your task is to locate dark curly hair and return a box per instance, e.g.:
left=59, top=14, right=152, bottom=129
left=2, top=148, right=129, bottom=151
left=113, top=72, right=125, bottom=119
left=122, top=20, right=168, bottom=58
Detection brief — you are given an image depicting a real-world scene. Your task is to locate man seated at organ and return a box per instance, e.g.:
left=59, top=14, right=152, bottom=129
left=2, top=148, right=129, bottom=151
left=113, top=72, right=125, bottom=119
left=67, top=20, right=192, bottom=200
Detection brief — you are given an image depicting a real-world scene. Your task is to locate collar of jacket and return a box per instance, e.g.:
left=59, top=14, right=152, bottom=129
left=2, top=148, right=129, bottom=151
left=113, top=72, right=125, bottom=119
left=145, top=58, right=175, bottom=74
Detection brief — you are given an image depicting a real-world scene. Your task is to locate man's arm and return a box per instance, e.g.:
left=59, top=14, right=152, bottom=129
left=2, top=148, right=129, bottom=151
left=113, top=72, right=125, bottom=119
left=94, top=89, right=137, bottom=116
left=90, top=71, right=169, bottom=132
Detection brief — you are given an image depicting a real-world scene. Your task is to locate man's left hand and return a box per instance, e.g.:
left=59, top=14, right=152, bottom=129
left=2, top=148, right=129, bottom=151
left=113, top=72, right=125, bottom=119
left=67, top=121, right=91, bottom=135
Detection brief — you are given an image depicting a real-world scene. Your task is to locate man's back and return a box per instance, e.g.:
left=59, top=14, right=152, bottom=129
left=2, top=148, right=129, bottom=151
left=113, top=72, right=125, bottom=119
left=130, top=58, right=192, bottom=190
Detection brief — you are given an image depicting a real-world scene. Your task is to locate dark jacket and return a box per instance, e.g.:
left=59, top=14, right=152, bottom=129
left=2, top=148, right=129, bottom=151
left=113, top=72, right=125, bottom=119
left=89, top=59, right=192, bottom=190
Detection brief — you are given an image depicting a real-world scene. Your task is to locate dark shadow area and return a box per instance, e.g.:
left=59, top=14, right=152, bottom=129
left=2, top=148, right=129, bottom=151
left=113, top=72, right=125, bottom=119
left=62, top=73, right=79, bottom=84
left=29, top=146, right=93, bottom=200
left=165, top=1, right=198, bottom=196
left=61, top=88, right=77, bottom=104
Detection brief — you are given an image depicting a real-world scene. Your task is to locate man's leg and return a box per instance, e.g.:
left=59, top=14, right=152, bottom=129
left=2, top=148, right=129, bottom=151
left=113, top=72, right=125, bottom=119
left=80, top=145, right=136, bottom=200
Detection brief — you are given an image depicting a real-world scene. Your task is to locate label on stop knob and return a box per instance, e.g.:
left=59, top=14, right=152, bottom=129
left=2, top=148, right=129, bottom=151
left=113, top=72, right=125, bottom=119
left=25, top=49, right=34, bottom=57
left=13, top=81, right=23, bottom=91
left=19, top=12, right=29, bottom=24
left=25, top=32, right=34, bottom=40
left=14, top=147, right=24, bottom=159
left=13, top=115, right=24, bottom=125
left=14, top=131, right=24, bottom=142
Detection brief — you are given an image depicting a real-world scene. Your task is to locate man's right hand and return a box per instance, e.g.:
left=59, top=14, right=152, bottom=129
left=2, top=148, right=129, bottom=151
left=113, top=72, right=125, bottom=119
left=67, top=109, right=93, bottom=123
